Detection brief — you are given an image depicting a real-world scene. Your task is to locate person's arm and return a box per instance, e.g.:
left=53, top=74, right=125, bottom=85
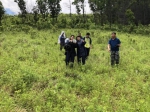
left=81, top=39, right=86, bottom=46
left=90, top=38, right=92, bottom=48
left=72, top=40, right=77, bottom=48
left=65, top=38, right=69, bottom=44
left=108, top=44, right=111, bottom=51
left=108, top=40, right=111, bottom=51
left=90, top=38, right=92, bottom=45
left=117, top=44, right=121, bottom=47
left=117, top=39, right=121, bottom=47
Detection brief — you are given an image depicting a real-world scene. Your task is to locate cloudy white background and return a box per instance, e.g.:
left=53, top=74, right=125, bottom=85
left=1, top=0, right=91, bottom=15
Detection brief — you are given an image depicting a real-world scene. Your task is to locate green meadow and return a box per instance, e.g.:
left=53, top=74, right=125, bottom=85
left=0, top=29, right=150, bottom=112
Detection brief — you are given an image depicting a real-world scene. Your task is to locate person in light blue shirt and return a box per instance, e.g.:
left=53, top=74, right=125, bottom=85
left=108, top=32, right=121, bottom=66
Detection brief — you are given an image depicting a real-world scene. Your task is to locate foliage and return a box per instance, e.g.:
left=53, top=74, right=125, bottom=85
left=48, top=0, right=61, bottom=20
left=0, top=29, right=150, bottom=111
left=14, top=0, right=27, bottom=17
left=0, top=1, right=5, bottom=25
left=125, top=9, right=135, bottom=24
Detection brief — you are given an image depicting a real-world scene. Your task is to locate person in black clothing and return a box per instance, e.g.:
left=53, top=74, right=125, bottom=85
left=76, top=36, right=86, bottom=65
left=58, top=31, right=66, bottom=51
left=64, top=35, right=77, bottom=67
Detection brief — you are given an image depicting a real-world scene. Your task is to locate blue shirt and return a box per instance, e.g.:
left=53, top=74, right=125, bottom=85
left=108, top=38, right=121, bottom=51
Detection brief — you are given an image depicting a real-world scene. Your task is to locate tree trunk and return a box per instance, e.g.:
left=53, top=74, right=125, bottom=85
left=82, top=2, right=85, bottom=23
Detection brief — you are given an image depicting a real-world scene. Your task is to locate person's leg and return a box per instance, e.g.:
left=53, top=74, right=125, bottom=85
left=87, top=48, right=90, bottom=56
left=115, top=51, right=120, bottom=65
left=77, top=56, right=81, bottom=64
left=82, top=56, right=86, bottom=65
left=111, top=51, right=115, bottom=66
left=86, top=48, right=90, bottom=59
left=60, top=44, right=63, bottom=51
left=66, top=53, right=70, bottom=66
left=68, top=54, right=74, bottom=68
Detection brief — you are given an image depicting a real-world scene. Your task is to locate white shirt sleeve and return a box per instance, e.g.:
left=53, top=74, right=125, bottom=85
left=65, top=38, right=69, bottom=44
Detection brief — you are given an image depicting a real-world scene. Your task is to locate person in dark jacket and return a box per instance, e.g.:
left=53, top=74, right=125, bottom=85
left=76, top=36, right=86, bottom=65
left=83, top=33, right=92, bottom=59
left=64, top=35, right=77, bottom=67
left=58, top=31, right=66, bottom=51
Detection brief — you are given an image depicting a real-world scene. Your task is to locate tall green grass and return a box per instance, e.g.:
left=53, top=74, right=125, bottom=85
left=0, top=29, right=150, bottom=112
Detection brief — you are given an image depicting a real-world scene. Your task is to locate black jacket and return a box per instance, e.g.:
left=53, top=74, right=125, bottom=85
left=65, top=41, right=77, bottom=56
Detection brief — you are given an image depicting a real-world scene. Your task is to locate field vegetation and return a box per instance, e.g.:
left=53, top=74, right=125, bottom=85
left=0, top=29, right=150, bottom=112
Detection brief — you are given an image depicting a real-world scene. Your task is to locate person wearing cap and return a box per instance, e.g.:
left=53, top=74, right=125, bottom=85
left=83, top=33, right=92, bottom=59
left=58, top=31, right=66, bottom=51
left=108, top=32, right=121, bottom=66
left=76, top=36, right=86, bottom=65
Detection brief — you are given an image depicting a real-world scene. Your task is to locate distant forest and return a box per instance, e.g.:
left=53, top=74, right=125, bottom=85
left=0, top=0, right=150, bottom=34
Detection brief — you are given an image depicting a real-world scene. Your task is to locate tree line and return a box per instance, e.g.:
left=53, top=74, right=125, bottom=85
left=0, top=0, right=150, bottom=28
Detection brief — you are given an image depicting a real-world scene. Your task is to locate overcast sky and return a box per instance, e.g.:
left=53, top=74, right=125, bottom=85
left=1, top=0, right=92, bottom=15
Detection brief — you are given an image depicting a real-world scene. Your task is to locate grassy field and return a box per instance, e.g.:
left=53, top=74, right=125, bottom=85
left=0, top=29, right=150, bottom=112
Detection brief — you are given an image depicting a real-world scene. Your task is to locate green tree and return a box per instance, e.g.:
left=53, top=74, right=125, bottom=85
left=32, top=6, right=39, bottom=23
left=36, top=0, right=48, bottom=19
left=89, top=0, right=106, bottom=26
left=0, top=1, right=5, bottom=25
left=125, top=9, right=135, bottom=24
left=48, top=0, right=61, bottom=21
left=131, top=0, right=150, bottom=25
left=14, top=0, right=27, bottom=17
left=73, top=0, right=86, bottom=23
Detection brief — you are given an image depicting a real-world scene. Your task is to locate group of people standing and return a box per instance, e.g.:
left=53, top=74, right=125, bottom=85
left=58, top=31, right=92, bottom=67
left=58, top=31, right=121, bottom=67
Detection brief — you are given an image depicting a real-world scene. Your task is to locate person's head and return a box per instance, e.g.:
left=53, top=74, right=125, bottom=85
left=86, top=33, right=90, bottom=38
left=111, top=32, right=116, bottom=39
left=76, top=36, right=81, bottom=41
left=70, top=35, right=75, bottom=40
left=61, top=31, right=65, bottom=36
left=78, top=32, right=81, bottom=36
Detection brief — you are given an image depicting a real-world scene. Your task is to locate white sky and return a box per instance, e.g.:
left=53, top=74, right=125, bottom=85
left=1, top=0, right=92, bottom=14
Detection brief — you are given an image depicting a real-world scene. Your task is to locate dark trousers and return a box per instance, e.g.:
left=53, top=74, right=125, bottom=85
left=77, top=56, right=86, bottom=65
left=110, top=51, right=120, bottom=66
left=60, top=44, right=64, bottom=51
left=85, top=48, right=90, bottom=58
left=66, top=53, right=75, bottom=66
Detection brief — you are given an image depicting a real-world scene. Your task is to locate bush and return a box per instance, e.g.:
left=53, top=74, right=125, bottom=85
left=30, top=30, right=38, bottom=39
left=0, top=26, right=4, bottom=31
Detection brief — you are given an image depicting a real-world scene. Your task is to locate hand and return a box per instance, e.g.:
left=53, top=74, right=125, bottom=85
left=90, top=45, right=92, bottom=49
left=117, top=44, right=120, bottom=47
left=73, top=40, right=76, bottom=43
left=69, top=40, right=73, bottom=42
